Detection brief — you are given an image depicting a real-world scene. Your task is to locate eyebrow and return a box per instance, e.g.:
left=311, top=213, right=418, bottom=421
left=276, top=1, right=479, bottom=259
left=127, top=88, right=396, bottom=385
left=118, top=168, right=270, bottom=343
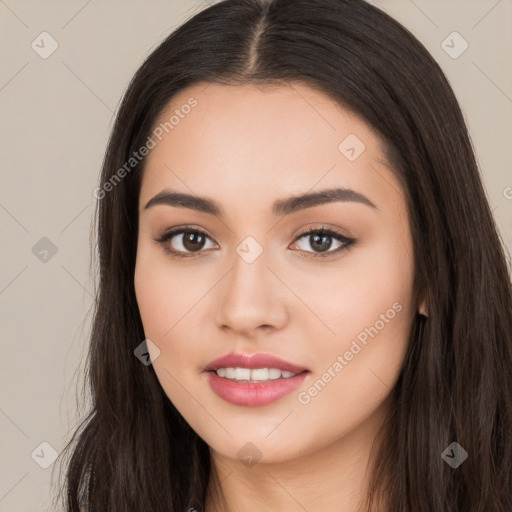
left=144, top=187, right=377, bottom=217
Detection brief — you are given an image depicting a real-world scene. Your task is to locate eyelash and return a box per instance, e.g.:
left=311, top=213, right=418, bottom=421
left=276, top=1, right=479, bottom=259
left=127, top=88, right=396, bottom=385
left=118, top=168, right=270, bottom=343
left=154, top=224, right=356, bottom=260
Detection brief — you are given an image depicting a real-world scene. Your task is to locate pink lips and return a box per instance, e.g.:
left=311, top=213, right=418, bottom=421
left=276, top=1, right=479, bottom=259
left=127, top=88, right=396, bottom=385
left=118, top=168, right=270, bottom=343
left=204, top=352, right=310, bottom=407
left=204, top=352, right=309, bottom=373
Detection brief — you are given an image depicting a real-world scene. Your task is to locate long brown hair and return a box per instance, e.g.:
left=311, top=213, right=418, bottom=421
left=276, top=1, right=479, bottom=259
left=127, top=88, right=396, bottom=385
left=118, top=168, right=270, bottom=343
left=56, top=0, right=512, bottom=510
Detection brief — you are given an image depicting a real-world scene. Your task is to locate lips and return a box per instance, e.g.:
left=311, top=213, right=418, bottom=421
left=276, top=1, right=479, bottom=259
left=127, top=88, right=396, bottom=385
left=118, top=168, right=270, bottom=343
left=203, top=352, right=310, bottom=406
left=203, top=352, right=309, bottom=374
left=206, top=370, right=309, bottom=407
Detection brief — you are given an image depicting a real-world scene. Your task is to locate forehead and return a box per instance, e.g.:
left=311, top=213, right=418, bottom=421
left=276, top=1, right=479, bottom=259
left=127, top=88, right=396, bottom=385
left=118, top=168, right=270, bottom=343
left=139, top=81, right=402, bottom=213
left=149, top=80, right=376, bottom=155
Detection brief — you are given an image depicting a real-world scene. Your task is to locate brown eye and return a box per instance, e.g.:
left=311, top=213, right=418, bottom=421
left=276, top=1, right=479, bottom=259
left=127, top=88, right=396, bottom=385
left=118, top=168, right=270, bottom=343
left=181, top=231, right=207, bottom=252
left=291, top=227, right=356, bottom=257
left=308, top=232, right=333, bottom=253
left=155, top=227, right=217, bottom=257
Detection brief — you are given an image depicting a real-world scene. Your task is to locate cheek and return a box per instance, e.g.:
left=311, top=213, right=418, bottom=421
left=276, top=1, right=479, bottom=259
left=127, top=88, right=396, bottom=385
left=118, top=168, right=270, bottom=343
left=134, top=247, right=212, bottom=380
left=134, top=256, right=201, bottom=408
left=294, top=236, right=414, bottom=348
left=290, top=262, right=414, bottom=449
left=134, top=270, right=171, bottom=338
left=134, top=248, right=198, bottom=340
left=292, top=233, right=415, bottom=407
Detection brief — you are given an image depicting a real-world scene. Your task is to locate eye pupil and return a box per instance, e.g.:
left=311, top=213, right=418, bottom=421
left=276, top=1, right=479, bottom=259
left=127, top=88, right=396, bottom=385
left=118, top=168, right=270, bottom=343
left=183, top=231, right=206, bottom=252
left=310, top=233, right=332, bottom=253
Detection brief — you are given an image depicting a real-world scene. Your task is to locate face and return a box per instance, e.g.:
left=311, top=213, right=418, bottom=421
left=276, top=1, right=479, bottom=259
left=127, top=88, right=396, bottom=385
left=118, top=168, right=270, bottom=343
left=134, top=81, right=419, bottom=464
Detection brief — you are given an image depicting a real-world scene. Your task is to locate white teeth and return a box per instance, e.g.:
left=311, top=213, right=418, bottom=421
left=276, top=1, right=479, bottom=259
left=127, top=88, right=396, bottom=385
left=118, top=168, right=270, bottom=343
left=215, top=367, right=298, bottom=381
left=268, top=368, right=282, bottom=379
left=250, top=368, right=268, bottom=380
left=235, top=367, right=251, bottom=380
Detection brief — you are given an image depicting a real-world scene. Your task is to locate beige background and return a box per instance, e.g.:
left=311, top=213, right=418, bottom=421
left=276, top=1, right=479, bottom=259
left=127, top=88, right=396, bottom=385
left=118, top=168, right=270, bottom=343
left=0, top=0, right=511, bottom=510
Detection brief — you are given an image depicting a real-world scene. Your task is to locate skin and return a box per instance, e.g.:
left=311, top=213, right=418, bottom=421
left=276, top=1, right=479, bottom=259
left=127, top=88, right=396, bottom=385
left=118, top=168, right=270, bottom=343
left=134, top=81, right=424, bottom=511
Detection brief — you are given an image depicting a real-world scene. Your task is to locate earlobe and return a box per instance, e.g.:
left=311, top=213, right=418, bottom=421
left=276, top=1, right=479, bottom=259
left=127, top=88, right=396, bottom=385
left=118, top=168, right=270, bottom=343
left=418, top=301, right=428, bottom=317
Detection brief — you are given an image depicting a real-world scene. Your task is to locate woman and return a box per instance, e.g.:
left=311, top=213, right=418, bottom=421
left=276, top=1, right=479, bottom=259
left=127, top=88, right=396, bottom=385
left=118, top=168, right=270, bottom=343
left=58, top=0, right=512, bottom=510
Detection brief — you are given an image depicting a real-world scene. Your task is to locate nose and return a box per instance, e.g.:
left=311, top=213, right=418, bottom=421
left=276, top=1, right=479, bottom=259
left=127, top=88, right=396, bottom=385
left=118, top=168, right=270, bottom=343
left=215, top=243, right=289, bottom=337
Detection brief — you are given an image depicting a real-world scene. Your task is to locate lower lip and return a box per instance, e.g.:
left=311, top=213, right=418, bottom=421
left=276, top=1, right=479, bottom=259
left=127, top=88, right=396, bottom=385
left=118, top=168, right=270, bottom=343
left=205, top=370, right=309, bottom=407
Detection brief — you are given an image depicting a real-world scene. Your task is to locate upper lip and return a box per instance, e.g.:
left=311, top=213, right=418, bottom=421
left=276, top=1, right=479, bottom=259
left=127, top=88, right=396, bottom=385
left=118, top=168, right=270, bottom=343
left=204, top=352, right=309, bottom=374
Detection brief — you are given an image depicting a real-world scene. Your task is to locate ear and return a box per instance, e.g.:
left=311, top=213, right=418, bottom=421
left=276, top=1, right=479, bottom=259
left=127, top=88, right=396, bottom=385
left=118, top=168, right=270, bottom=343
left=418, top=300, right=428, bottom=317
